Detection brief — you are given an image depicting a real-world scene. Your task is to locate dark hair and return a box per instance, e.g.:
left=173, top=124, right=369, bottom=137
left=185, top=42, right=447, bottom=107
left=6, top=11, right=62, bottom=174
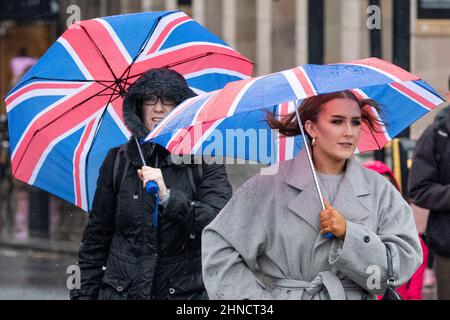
left=126, top=68, right=196, bottom=106
left=266, top=90, right=385, bottom=139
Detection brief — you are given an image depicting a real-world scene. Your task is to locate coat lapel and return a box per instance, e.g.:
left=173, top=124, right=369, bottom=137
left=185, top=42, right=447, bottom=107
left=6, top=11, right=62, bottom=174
left=286, top=149, right=323, bottom=233
left=285, top=149, right=373, bottom=247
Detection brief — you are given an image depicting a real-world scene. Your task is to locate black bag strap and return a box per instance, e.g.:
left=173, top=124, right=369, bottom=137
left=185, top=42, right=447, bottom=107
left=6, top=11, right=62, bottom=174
left=385, top=244, right=395, bottom=286
left=112, top=144, right=131, bottom=195
left=381, top=244, right=403, bottom=300
left=187, top=166, right=197, bottom=198
left=185, top=164, right=204, bottom=241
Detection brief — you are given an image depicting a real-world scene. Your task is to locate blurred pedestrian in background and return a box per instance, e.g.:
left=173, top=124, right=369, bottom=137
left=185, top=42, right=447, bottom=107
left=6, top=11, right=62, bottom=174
left=408, top=75, right=450, bottom=300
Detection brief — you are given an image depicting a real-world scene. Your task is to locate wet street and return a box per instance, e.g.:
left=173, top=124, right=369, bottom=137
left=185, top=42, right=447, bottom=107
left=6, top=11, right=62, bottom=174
left=0, top=248, right=77, bottom=300
left=0, top=182, right=83, bottom=300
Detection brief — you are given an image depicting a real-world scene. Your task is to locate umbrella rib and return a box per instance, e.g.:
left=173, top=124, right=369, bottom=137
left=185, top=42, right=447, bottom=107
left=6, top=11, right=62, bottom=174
left=370, top=126, right=383, bottom=150
left=79, top=24, right=122, bottom=87
left=116, top=13, right=167, bottom=82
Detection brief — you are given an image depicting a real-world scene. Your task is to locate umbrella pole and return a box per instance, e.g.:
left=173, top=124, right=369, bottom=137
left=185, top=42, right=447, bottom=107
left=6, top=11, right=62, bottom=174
left=134, top=137, right=148, bottom=167
left=294, top=105, right=335, bottom=240
left=294, top=106, right=325, bottom=211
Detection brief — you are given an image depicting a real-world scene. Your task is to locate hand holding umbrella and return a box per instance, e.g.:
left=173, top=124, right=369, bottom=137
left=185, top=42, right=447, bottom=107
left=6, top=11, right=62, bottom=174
left=320, top=197, right=347, bottom=240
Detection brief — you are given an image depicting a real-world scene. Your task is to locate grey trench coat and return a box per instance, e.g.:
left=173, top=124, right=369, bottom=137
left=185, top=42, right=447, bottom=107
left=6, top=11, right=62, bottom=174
left=202, top=149, right=423, bottom=300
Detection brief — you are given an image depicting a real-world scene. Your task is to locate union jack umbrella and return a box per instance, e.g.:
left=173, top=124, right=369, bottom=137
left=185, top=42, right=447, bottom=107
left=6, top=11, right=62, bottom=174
left=145, top=57, right=445, bottom=163
left=5, top=10, right=253, bottom=211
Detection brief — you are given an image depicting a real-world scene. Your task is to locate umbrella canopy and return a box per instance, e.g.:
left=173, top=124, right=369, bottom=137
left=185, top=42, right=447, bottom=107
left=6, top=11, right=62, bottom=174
left=5, top=10, right=253, bottom=211
left=145, top=57, right=445, bottom=163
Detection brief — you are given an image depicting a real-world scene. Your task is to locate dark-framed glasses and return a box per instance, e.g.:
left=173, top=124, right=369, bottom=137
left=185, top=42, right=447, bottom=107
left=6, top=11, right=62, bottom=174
left=143, top=95, right=176, bottom=107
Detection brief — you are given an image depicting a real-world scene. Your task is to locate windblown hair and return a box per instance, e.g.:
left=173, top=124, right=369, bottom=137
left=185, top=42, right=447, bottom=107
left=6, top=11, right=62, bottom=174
left=266, top=90, right=385, bottom=139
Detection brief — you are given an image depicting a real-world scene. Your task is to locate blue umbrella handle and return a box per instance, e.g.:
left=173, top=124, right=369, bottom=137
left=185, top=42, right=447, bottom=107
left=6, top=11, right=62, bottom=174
left=145, top=180, right=159, bottom=195
left=324, top=233, right=336, bottom=239
left=145, top=181, right=160, bottom=227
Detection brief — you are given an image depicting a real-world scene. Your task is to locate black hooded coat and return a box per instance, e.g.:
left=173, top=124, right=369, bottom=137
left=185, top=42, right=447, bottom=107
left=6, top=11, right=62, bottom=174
left=70, top=69, right=233, bottom=300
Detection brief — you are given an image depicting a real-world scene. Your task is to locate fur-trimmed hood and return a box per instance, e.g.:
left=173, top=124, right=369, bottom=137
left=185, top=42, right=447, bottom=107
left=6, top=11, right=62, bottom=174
left=122, top=68, right=197, bottom=167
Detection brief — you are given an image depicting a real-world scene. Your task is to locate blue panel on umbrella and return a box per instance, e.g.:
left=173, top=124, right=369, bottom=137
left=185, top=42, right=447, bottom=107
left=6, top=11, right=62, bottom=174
left=303, top=64, right=397, bottom=94
left=10, top=42, right=88, bottom=93
left=159, top=20, right=228, bottom=51
left=34, top=127, right=84, bottom=205
left=101, top=11, right=171, bottom=59
left=236, top=73, right=297, bottom=114
left=8, top=96, right=64, bottom=152
left=187, top=73, right=243, bottom=92
left=86, top=111, right=129, bottom=211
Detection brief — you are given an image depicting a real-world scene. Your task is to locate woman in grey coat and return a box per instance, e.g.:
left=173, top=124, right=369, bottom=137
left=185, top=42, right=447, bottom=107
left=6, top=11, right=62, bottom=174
left=201, top=90, right=423, bottom=300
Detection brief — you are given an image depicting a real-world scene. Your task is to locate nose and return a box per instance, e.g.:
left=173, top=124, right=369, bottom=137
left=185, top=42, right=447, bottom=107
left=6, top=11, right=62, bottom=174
left=343, top=121, right=354, bottom=137
left=153, top=103, right=165, bottom=112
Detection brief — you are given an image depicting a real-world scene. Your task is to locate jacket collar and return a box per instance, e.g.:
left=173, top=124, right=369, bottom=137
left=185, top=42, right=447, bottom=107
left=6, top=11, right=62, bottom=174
left=285, top=148, right=372, bottom=248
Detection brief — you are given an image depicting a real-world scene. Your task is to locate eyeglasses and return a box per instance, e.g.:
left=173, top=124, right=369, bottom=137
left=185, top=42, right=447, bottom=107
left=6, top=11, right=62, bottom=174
left=142, top=95, right=176, bottom=107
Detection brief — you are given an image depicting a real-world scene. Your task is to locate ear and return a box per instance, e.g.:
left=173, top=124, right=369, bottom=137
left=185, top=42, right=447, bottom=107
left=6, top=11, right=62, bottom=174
left=304, top=120, right=316, bottom=138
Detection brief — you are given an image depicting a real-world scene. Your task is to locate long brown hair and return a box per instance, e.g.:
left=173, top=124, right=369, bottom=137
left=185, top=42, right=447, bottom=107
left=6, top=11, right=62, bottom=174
left=266, top=90, right=385, bottom=139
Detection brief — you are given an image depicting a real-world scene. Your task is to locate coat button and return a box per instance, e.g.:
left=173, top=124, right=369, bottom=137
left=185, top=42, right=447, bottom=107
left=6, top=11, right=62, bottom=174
left=169, top=288, right=176, bottom=295
left=152, top=253, right=158, bottom=259
left=116, top=286, right=124, bottom=292
left=364, top=236, right=370, bottom=243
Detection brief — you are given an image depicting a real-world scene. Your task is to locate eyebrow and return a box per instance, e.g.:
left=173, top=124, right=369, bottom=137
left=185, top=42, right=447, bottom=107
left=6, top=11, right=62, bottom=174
left=330, top=115, right=362, bottom=120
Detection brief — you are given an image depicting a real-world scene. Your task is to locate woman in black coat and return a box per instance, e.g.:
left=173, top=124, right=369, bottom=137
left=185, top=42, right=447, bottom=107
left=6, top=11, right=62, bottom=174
left=70, top=68, right=232, bottom=300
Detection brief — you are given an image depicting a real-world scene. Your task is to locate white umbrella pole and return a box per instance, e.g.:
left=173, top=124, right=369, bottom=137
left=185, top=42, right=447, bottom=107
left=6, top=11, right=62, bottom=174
left=294, top=106, right=326, bottom=211
left=294, top=104, right=335, bottom=239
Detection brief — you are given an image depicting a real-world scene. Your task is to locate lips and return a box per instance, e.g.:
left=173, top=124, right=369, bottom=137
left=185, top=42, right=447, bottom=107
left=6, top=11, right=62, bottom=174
left=152, top=117, right=164, bottom=122
left=338, top=142, right=353, bottom=148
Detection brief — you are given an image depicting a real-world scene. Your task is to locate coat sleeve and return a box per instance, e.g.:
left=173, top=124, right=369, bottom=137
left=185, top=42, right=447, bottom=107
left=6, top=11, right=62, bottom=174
left=201, top=178, right=274, bottom=300
left=408, top=125, right=450, bottom=211
left=329, top=184, right=423, bottom=295
left=162, top=163, right=232, bottom=232
left=70, top=148, right=117, bottom=300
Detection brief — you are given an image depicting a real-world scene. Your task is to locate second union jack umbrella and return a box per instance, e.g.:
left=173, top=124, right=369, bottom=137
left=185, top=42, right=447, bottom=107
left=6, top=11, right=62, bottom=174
left=145, top=58, right=445, bottom=162
left=5, top=10, right=253, bottom=211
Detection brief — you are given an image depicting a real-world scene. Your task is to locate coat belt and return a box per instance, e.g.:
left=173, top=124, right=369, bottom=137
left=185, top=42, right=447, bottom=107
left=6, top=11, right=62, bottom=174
left=255, top=271, right=362, bottom=300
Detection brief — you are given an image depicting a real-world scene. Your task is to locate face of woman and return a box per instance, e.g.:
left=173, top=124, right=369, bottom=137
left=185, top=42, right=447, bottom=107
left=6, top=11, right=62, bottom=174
left=141, top=96, right=176, bottom=131
left=305, top=98, right=362, bottom=163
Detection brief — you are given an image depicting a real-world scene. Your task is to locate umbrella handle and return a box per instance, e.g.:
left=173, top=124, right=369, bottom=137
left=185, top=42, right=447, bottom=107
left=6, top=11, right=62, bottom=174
left=145, top=181, right=159, bottom=194
left=294, top=103, right=336, bottom=240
